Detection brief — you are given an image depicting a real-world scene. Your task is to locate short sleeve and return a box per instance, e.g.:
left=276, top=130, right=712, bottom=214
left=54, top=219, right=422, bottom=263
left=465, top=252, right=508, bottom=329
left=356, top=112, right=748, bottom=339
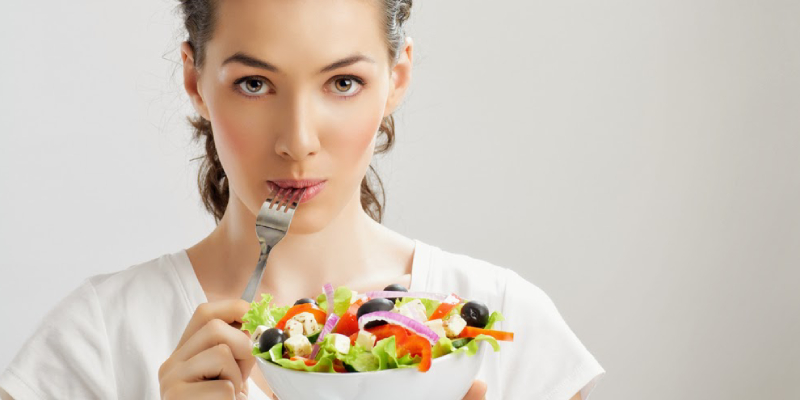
left=499, top=269, right=605, bottom=400
left=0, top=279, right=117, bottom=399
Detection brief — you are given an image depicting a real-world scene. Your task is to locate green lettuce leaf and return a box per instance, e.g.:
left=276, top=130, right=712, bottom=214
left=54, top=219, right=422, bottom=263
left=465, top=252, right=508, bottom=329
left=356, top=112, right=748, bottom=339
left=431, top=334, right=500, bottom=359
left=341, top=344, right=379, bottom=372
left=396, top=353, right=422, bottom=369
left=241, top=293, right=290, bottom=335
left=484, top=311, right=505, bottom=330
left=349, top=351, right=380, bottom=372
left=371, top=336, right=399, bottom=370
left=461, top=334, right=500, bottom=355
left=432, top=337, right=455, bottom=358
left=273, top=356, right=335, bottom=372
left=316, top=286, right=353, bottom=316
left=256, top=342, right=337, bottom=372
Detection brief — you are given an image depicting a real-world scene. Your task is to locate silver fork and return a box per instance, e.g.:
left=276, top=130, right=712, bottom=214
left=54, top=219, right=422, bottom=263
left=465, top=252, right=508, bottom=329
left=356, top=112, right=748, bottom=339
left=240, top=187, right=307, bottom=303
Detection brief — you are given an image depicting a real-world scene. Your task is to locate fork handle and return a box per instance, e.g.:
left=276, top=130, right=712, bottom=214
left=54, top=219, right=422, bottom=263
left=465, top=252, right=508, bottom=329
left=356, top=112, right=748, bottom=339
left=240, top=245, right=271, bottom=303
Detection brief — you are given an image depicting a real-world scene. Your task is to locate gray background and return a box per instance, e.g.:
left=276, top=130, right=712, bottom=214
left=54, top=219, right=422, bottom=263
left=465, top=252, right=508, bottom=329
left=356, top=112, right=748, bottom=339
left=2, top=0, right=799, bottom=399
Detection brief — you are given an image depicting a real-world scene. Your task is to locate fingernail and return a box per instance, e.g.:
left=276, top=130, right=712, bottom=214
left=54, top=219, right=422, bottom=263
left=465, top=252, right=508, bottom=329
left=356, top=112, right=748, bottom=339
left=237, top=392, right=248, bottom=400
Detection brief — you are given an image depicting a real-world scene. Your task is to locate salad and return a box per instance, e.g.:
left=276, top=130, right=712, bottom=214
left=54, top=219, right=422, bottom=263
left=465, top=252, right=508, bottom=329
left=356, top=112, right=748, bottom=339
left=241, top=283, right=514, bottom=373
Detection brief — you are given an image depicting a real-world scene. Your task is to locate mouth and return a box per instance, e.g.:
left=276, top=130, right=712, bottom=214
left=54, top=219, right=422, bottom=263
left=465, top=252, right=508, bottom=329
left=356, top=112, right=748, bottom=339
left=267, top=179, right=327, bottom=203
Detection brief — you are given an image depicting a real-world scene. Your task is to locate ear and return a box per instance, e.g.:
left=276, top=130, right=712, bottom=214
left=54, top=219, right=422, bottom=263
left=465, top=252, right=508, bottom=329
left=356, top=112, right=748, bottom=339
left=383, top=36, right=414, bottom=117
left=181, top=41, right=211, bottom=120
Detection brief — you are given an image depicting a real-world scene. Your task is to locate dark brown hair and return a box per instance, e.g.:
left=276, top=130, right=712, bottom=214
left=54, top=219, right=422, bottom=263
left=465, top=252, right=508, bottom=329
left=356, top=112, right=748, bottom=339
left=177, top=0, right=413, bottom=224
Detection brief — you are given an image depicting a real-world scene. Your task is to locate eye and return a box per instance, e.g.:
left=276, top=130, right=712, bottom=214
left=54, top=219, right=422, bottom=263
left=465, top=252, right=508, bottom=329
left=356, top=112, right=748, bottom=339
left=235, top=77, right=270, bottom=97
left=329, top=75, right=366, bottom=99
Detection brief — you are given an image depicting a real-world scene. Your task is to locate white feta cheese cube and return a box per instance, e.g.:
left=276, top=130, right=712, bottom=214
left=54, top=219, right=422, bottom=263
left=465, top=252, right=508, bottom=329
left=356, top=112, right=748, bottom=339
left=252, top=325, right=269, bottom=345
left=329, top=333, right=352, bottom=354
left=284, top=335, right=313, bottom=358
left=355, top=330, right=376, bottom=351
left=350, top=290, right=360, bottom=304
left=443, top=314, right=467, bottom=337
left=423, top=319, right=447, bottom=340
left=292, top=312, right=321, bottom=336
left=285, top=319, right=304, bottom=337
left=397, top=299, right=428, bottom=322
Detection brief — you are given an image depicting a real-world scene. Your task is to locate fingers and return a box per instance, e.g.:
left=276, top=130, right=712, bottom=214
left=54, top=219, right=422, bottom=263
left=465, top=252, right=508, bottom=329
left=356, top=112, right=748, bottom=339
left=172, top=318, right=256, bottom=381
left=177, top=299, right=252, bottom=348
left=463, top=379, right=487, bottom=400
left=159, top=299, right=258, bottom=400
left=162, top=343, right=245, bottom=395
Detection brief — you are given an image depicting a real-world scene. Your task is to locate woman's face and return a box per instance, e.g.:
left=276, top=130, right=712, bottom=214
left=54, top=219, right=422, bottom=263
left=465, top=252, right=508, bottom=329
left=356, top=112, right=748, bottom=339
left=182, top=0, right=412, bottom=233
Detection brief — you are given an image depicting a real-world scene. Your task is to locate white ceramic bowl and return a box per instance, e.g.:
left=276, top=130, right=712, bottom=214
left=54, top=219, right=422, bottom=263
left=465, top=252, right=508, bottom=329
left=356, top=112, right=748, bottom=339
left=256, top=341, right=488, bottom=400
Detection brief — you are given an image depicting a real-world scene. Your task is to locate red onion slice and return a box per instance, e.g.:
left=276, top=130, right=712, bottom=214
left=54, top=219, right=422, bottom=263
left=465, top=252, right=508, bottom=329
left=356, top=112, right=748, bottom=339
left=309, top=313, right=339, bottom=359
left=323, top=283, right=335, bottom=317
left=357, top=311, right=440, bottom=345
left=364, top=290, right=449, bottom=301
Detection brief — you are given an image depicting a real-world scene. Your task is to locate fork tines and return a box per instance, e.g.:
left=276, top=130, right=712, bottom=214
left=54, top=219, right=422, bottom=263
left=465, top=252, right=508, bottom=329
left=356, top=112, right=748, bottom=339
left=267, top=187, right=306, bottom=213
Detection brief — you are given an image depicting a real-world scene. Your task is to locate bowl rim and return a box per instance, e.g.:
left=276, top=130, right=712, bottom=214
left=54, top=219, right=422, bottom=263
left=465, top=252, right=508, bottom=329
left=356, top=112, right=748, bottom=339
left=255, top=340, right=488, bottom=377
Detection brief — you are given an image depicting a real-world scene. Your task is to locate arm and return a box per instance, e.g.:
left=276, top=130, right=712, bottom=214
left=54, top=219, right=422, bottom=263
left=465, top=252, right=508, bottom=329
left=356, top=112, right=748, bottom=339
left=570, top=392, right=582, bottom=400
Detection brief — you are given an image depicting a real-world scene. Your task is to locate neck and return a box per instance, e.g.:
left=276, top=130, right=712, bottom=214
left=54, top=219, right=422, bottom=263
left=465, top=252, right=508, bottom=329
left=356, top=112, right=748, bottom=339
left=194, top=185, right=400, bottom=301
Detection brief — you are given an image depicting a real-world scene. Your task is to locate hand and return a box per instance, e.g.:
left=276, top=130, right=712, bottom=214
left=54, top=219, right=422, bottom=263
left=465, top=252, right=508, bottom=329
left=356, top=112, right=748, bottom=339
left=463, top=380, right=487, bottom=400
left=158, top=299, right=255, bottom=400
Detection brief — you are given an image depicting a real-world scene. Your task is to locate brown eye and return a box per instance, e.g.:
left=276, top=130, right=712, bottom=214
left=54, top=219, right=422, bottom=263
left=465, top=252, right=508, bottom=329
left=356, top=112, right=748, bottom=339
left=329, top=76, right=364, bottom=98
left=334, top=78, right=353, bottom=93
left=238, top=78, right=268, bottom=96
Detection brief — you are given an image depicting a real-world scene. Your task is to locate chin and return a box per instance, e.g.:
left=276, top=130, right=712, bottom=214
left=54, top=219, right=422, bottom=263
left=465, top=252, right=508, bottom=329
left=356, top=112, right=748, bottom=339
left=286, top=209, right=331, bottom=235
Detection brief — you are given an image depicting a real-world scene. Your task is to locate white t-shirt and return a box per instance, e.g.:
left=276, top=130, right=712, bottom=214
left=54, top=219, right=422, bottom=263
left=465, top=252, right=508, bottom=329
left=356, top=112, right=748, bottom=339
left=0, top=239, right=604, bottom=400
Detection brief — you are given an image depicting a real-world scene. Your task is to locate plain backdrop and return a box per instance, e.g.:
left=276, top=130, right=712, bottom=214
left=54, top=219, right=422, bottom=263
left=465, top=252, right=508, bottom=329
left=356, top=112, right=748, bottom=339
left=1, top=1, right=799, bottom=399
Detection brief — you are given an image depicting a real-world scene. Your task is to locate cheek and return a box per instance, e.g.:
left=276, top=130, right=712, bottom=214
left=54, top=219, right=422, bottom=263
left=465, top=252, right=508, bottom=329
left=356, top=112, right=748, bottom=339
left=326, top=110, right=380, bottom=166
left=206, top=96, right=264, bottom=175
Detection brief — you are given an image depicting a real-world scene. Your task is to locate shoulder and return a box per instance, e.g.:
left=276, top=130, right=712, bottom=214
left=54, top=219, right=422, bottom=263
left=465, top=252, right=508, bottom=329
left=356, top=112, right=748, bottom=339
left=83, top=250, right=197, bottom=348
left=18, top=250, right=189, bottom=340
left=87, top=250, right=191, bottom=309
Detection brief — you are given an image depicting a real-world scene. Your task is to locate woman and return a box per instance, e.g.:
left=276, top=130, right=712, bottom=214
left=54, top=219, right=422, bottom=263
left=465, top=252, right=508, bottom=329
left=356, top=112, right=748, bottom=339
left=0, top=0, right=604, bottom=399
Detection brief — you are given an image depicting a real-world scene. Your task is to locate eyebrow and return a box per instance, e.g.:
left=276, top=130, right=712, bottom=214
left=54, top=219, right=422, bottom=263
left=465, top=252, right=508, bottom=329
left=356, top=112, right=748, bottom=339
left=222, top=52, right=376, bottom=74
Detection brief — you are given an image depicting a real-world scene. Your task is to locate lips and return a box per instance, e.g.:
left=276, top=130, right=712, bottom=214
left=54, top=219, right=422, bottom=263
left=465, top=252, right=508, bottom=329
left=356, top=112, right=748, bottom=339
left=267, top=179, right=327, bottom=203
left=270, top=179, right=326, bottom=189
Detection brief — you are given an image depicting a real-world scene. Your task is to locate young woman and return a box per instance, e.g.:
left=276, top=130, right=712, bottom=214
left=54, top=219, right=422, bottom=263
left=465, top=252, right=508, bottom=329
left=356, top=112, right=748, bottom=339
left=0, top=0, right=604, bottom=399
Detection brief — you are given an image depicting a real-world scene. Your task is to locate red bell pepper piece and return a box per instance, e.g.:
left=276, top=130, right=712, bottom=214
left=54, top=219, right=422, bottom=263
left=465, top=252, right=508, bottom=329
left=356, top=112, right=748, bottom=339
left=333, top=298, right=366, bottom=337
left=458, top=326, right=514, bottom=341
left=396, top=333, right=432, bottom=372
left=366, top=324, right=410, bottom=344
left=332, top=359, right=347, bottom=373
left=349, top=324, right=410, bottom=346
left=428, top=294, right=462, bottom=321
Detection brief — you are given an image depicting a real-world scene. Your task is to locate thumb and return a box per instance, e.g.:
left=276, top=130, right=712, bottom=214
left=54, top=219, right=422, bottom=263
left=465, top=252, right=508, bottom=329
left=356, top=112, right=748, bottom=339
left=240, top=352, right=256, bottom=382
left=463, top=379, right=487, bottom=400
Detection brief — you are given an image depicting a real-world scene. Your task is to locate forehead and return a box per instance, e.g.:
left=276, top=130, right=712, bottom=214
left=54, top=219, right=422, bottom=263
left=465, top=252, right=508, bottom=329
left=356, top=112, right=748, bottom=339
left=207, top=0, right=388, bottom=72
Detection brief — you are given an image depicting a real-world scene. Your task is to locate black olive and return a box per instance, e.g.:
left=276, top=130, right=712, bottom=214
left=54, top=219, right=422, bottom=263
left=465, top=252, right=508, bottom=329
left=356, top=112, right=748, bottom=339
left=357, top=298, right=395, bottom=329
left=383, top=284, right=408, bottom=302
left=383, top=283, right=408, bottom=292
left=258, top=327, right=289, bottom=353
left=294, top=298, right=317, bottom=306
left=460, top=301, right=490, bottom=328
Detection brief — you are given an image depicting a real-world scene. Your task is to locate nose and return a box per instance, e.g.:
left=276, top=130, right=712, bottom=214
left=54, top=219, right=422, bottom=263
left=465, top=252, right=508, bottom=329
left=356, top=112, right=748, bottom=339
left=273, top=94, right=320, bottom=161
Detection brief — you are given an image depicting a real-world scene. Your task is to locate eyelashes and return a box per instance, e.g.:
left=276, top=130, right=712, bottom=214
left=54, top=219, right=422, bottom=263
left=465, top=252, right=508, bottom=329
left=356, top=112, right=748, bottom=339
left=233, top=75, right=367, bottom=101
